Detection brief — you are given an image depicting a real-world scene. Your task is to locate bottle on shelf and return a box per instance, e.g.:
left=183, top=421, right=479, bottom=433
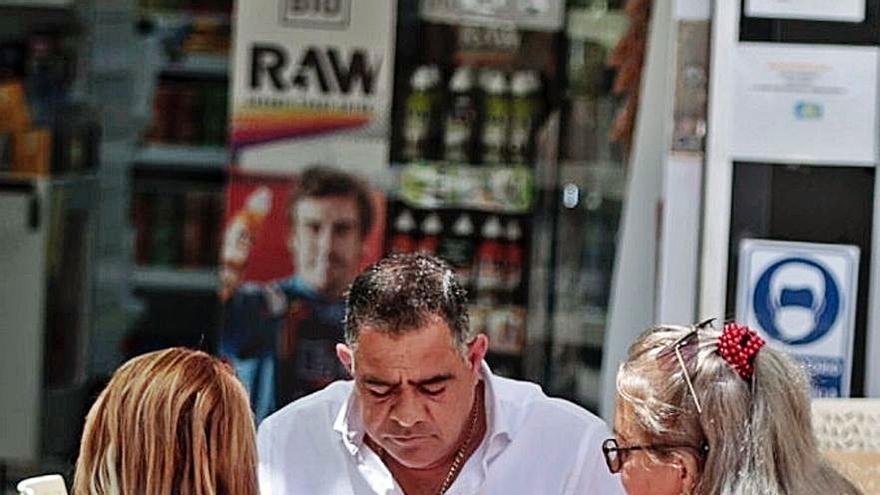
left=579, top=200, right=610, bottom=314
left=479, top=69, right=510, bottom=165
left=475, top=215, right=505, bottom=298
left=182, top=191, right=215, bottom=268
left=437, top=212, right=475, bottom=289
left=443, top=66, right=478, bottom=164
left=150, top=193, right=183, bottom=267
left=504, top=218, right=524, bottom=294
left=417, top=212, right=442, bottom=255
left=149, top=81, right=176, bottom=143
left=402, top=65, right=439, bottom=161
left=499, top=218, right=527, bottom=354
left=132, top=192, right=154, bottom=265
left=509, top=70, right=542, bottom=165
left=174, top=83, right=198, bottom=144
left=389, top=208, right=417, bottom=254
left=25, top=34, right=72, bottom=127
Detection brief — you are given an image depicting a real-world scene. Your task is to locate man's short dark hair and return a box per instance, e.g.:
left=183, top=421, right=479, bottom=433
left=344, top=254, right=472, bottom=350
left=291, top=166, right=374, bottom=237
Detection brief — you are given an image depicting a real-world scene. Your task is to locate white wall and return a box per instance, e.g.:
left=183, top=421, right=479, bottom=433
left=599, top=0, right=678, bottom=421
left=656, top=152, right=703, bottom=324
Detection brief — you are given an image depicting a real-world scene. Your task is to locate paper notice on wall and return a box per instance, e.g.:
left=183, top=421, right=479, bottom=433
left=745, top=0, right=865, bottom=22
left=732, top=43, right=878, bottom=164
left=230, top=0, right=397, bottom=177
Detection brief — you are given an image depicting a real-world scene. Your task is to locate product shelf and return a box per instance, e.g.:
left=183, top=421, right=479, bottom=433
left=0, top=171, right=98, bottom=187
left=132, top=266, right=218, bottom=292
left=133, top=144, right=228, bottom=170
left=0, top=0, right=74, bottom=8
left=394, top=161, right=534, bottom=214
left=161, top=53, right=229, bottom=78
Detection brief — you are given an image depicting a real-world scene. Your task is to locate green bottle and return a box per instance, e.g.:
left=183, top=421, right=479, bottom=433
left=480, top=69, right=510, bottom=165
left=509, top=70, right=542, bottom=165
left=402, top=65, right=438, bottom=161
left=443, top=66, right=477, bottom=164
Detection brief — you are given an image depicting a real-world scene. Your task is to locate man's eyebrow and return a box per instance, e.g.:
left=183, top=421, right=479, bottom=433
left=411, top=374, right=454, bottom=387
left=361, top=376, right=398, bottom=387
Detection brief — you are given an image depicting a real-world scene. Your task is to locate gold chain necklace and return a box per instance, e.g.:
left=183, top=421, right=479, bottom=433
left=435, top=390, right=481, bottom=495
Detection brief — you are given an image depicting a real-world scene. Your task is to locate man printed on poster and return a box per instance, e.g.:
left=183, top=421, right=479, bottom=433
left=219, top=166, right=383, bottom=422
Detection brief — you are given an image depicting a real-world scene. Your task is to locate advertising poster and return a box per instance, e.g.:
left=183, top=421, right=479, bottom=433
left=230, top=0, right=397, bottom=176
left=732, top=43, right=877, bottom=164
left=744, top=0, right=866, bottom=23
left=736, top=239, right=859, bottom=397
left=225, top=0, right=396, bottom=421
left=220, top=168, right=386, bottom=421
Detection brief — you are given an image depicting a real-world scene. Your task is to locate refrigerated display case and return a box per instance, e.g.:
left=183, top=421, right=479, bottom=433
left=381, top=1, right=632, bottom=412
left=0, top=174, right=98, bottom=462
left=385, top=0, right=567, bottom=381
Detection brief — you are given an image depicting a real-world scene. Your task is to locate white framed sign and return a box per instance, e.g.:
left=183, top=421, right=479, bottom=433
left=231, top=0, right=397, bottom=175
left=421, top=0, right=565, bottom=32
left=732, top=43, right=878, bottom=164
left=736, top=239, right=859, bottom=397
left=745, top=0, right=866, bottom=23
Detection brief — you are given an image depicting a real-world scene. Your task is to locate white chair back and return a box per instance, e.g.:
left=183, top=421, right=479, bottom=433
left=812, top=398, right=880, bottom=494
left=812, top=398, right=880, bottom=452
left=16, top=474, right=68, bottom=495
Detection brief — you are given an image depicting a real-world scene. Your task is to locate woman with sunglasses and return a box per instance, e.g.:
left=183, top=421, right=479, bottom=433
left=605, top=320, right=861, bottom=495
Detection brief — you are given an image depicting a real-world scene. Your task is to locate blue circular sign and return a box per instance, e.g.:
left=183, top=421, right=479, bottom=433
left=752, top=257, right=839, bottom=345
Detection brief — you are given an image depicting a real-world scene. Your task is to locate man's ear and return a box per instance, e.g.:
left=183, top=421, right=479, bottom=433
left=336, top=343, right=354, bottom=376
left=467, top=334, right=489, bottom=373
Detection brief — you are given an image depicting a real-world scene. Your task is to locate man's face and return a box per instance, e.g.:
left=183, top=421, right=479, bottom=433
left=290, top=195, right=364, bottom=298
left=337, top=317, right=488, bottom=469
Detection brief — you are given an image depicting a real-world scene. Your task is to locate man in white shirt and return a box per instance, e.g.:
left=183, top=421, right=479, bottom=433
left=257, top=254, right=623, bottom=494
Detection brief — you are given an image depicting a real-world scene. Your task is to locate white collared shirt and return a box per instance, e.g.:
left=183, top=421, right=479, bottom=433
left=257, top=363, right=624, bottom=495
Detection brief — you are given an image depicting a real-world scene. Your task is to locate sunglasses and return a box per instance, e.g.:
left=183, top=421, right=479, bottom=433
left=602, top=438, right=710, bottom=474
left=659, top=318, right=715, bottom=415
left=670, top=329, right=702, bottom=414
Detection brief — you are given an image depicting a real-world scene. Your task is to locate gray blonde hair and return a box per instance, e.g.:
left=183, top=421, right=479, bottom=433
left=616, top=323, right=862, bottom=495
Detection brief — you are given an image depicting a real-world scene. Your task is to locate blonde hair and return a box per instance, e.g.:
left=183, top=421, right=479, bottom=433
left=73, top=348, right=258, bottom=495
left=616, top=323, right=862, bottom=495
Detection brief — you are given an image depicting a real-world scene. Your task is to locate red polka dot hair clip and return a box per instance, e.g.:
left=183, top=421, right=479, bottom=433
left=717, top=323, right=766, bottom=381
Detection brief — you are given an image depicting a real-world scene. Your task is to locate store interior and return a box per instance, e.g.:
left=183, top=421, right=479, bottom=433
left=1, top=0, right=879, bottom=492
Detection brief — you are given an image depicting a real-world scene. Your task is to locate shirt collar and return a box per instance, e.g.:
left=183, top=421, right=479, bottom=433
left=480, top=361, right=514, bottom=448
left=333, top=361, right=515, bottom=457
left=333, top=384, right=364, bottom=456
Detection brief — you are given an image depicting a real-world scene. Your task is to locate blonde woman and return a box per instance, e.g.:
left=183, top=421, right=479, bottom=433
left=607, top=320, right=862, bottom=495
left=73, top=348, right=258, bottom=495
